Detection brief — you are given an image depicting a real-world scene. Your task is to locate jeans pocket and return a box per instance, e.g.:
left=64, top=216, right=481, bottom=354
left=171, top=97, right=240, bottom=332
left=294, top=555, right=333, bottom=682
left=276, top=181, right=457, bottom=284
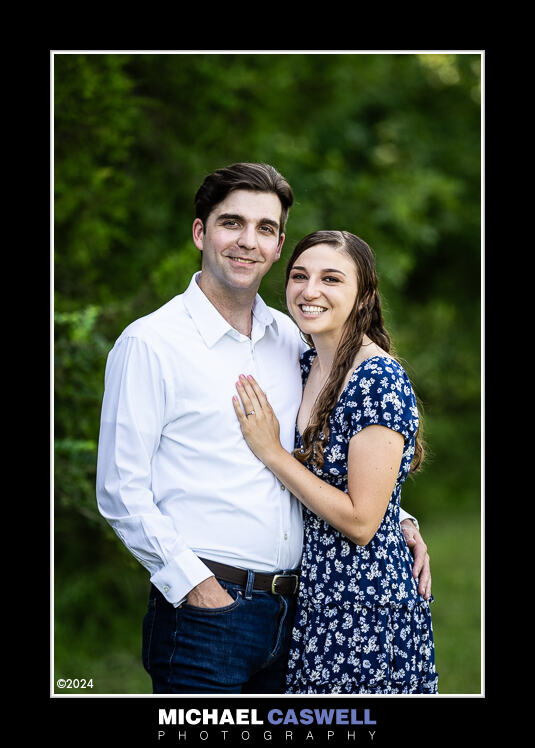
left=182, top=586, right=243, bottom=615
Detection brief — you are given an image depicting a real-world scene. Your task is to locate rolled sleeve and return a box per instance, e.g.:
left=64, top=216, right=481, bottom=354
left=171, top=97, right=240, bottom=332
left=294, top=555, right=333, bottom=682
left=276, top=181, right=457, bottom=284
left=399, top=506, right=419, bottom=529
left=151, top=549, right=214, bottom=605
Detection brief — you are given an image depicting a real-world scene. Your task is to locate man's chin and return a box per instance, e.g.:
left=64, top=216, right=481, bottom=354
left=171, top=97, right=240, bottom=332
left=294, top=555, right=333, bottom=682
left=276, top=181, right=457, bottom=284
left=200, top=266, right=268, bottom=296
left=226, top=268, right=267, bottom=290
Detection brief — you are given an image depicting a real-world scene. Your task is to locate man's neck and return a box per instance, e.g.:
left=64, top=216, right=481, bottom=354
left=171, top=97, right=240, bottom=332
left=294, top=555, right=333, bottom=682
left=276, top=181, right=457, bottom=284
left=197, top=272, right=257, bottom=337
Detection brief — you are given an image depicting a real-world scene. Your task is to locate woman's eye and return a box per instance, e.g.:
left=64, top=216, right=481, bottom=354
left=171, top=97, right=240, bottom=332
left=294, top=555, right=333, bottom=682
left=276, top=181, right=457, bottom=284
left=324, top=276, right=340, bottom=283
left=290, top=273, right=306, bottom=280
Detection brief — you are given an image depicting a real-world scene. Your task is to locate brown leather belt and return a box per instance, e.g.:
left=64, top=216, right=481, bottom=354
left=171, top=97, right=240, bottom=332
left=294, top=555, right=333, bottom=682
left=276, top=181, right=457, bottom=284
left=200, top=557, right=300, bottom=595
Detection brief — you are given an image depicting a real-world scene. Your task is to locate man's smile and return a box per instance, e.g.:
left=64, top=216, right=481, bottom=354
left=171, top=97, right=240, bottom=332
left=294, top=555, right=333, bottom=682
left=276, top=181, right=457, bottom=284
left=228, top=255, right=257, bottom=264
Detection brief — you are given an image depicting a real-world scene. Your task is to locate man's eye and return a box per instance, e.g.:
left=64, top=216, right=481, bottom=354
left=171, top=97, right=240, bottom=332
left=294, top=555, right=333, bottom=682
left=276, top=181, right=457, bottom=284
left=260, top=225, right=275, bottom=233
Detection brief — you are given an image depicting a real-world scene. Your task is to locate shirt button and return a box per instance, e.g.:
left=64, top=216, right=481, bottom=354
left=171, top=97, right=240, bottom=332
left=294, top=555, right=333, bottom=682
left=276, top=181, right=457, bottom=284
left=280, top=483, right=285, bottom=491
left=284, top=533, right=288, bottom=540
left=163, top=585, right=170, bottom=593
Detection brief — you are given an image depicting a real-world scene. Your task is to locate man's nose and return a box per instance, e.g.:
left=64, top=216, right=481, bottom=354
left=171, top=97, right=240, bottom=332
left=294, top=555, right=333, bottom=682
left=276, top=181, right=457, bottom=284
left=237, top=224, right=256, bottom=249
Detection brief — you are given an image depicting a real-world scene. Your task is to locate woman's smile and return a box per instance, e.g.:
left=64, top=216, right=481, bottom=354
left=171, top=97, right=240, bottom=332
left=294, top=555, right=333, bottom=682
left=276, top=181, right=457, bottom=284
left=298, top=304, right=328, bottom=318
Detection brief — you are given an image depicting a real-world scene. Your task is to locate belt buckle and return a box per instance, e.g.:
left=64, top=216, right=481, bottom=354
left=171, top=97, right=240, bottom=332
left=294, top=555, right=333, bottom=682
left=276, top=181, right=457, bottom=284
left=271, top=573, right=298, bottom=595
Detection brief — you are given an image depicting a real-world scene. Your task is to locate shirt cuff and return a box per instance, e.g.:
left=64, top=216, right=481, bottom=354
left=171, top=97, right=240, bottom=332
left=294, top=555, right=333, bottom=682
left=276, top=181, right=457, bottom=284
left=399, top=507, right=419, bottom=530
left=150, top=549, right=214, bottom=605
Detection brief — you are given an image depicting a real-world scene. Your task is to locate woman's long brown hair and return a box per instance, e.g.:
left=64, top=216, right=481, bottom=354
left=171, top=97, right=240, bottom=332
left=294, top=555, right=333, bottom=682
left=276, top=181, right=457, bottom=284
left=285, top=230, right=424, bottom=474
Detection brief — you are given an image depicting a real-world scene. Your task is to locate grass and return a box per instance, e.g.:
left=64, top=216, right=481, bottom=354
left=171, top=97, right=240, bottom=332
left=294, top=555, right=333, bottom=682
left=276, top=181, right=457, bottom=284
left=424, top=511, right=482, bottom=694
left=53, top=511, right=481, bottom=696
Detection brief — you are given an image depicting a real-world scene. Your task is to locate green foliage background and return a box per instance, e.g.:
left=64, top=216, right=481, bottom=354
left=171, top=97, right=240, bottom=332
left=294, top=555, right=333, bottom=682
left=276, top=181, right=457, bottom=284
left=54, top=52, right=482, bottom=694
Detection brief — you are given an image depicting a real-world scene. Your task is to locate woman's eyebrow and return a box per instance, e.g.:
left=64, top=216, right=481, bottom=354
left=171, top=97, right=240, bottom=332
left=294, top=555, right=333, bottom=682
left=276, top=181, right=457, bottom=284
left=291, top=265, right=347, bottom=276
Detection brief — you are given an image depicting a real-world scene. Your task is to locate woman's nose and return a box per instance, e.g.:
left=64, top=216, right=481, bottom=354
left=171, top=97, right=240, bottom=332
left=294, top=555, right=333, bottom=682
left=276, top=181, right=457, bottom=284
left=302, top=278, right=321, bottom=299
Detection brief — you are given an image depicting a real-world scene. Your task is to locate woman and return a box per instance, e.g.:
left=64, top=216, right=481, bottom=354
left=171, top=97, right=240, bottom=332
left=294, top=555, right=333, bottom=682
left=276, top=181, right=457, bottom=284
left=232, top=230, right=438, bottom=694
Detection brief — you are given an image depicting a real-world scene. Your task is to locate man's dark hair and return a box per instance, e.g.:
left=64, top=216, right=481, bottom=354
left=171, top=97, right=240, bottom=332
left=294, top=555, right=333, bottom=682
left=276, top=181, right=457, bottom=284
left=194, top=162, right=294, bottom=235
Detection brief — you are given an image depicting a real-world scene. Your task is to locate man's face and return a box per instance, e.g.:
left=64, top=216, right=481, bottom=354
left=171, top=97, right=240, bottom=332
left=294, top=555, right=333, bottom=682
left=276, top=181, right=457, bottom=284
left=192, top=189, right=285, bottom=295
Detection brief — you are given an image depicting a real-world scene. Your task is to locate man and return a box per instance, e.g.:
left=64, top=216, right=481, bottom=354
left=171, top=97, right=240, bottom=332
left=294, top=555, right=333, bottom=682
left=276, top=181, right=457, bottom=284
left=96, top=162, right=431, bottom=694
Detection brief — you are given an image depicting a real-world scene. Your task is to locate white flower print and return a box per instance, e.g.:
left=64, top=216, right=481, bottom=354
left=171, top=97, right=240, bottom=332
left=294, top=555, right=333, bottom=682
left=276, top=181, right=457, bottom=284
left=359, top=377, right=375, bottom=395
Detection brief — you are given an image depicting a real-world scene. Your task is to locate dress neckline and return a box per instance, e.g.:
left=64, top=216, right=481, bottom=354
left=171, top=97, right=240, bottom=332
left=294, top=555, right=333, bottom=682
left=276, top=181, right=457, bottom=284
left=296, top=352, right=397, bottom=439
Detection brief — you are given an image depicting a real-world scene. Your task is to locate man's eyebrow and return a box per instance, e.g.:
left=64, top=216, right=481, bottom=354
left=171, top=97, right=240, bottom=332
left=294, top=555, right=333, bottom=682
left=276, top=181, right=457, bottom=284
left=216, top=212, right=280, bottom=229
left=291, top=265, right=347, bottom=276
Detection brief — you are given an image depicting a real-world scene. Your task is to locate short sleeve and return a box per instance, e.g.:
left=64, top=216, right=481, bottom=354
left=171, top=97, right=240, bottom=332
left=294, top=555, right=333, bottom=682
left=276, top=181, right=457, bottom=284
left=342, top=358, right=419, bottom=443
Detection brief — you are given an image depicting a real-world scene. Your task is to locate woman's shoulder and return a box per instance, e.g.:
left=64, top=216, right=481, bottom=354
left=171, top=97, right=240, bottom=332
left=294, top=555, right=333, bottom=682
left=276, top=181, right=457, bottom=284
left=357, top=354, right=407, bottom=377
left=347, top=354, right=415, bottom=396
left=348, top=343, right=404, bottom=374
left=343, top=354, right=419, bottom=437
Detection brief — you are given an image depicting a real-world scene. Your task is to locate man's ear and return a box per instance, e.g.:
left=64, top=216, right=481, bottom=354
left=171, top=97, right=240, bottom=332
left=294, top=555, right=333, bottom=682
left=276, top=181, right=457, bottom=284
left=275, top=232, right=285, bottom=261
left=192, top=218, right=204, bottom=251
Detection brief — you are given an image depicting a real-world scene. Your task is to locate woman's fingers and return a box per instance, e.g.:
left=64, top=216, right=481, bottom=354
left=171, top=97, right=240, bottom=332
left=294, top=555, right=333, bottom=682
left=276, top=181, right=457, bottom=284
left=232, top=395, right=246, bottom=424
left=238, top=375, right=262, bottom=408
left=241, top=377, right=279, bottom=440
left=233, top=375, right=281, bottom=464
left=235, top=374, right=275, bottom=426
left=244, top=375, right=271, bottom=411
left=236, top=375, right=260, bottom=415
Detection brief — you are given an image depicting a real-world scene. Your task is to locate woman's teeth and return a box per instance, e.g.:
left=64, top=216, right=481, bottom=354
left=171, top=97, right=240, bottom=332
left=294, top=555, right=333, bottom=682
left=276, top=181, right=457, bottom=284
left=300, top=305, right=327, bottom=315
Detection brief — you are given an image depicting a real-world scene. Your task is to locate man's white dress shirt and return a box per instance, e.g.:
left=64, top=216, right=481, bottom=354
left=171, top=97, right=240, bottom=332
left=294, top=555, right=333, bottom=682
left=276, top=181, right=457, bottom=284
left=96, top=272, right=415, bottom=606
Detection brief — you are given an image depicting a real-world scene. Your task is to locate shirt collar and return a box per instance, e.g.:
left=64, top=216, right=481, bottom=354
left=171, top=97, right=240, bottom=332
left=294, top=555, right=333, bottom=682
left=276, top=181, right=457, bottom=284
left=182, top=272, right=278, bottom=348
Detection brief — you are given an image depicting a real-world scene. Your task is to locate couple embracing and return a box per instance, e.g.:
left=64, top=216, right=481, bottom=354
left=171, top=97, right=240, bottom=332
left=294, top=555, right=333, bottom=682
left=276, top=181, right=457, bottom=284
left=96, top=162, right=438, bottom=694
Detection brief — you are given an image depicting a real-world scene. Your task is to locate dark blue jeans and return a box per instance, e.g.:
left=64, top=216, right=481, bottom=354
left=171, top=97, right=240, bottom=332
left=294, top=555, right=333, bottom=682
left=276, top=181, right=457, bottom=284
left=142, top=578, right=297, bottom=694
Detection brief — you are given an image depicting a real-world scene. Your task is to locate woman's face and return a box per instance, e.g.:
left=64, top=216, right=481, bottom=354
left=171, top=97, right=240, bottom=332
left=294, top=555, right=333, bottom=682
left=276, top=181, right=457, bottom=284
left=286, top=243, right=359, bottom=340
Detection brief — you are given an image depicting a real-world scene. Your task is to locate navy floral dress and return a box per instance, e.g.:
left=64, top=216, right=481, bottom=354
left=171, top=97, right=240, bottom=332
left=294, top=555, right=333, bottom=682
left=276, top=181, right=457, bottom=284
left=285, top=350, right=438, bottom=694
